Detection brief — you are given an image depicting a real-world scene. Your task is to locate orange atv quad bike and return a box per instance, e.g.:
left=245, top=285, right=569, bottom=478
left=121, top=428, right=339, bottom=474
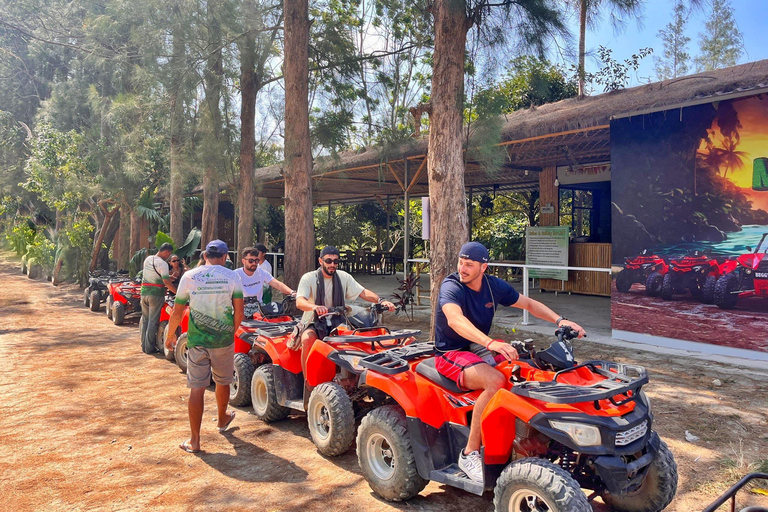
left=354, top=326, right=677, bottom=512
left=228, top=295, right=300, bottom=407
left=247, top=304, right=420, bottom=457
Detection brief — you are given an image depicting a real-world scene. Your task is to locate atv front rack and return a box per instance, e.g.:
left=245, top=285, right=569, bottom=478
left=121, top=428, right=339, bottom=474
left=242, top=318, right=297, bottom=329
left=511, top=360, right=648, bottom=407
left=254, top=324, right=296, bottom=337
left=323, top=329, right=421, bottom=344
left=358, top=342, right=435, bottom=375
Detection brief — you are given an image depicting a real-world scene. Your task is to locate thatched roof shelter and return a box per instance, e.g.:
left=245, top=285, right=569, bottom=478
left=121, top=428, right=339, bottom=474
left=244, top=59, right=768, bottom=205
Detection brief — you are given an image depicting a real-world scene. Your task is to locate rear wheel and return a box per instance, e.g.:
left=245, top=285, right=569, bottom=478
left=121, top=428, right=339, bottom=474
left=701, top=274, right=717, bottom=304
left=307, top=382, right=355, bottom=456
left=162, top=323, right=177, bottom=361
left=105, top=296, right=114, bottom=319
left=83, top=287, right=91, bottom=307
left=251, top=365, right=290, bottom=422
left=357, top=405, right=427, bottom=501
left=602, top=440, right=678, bottom=512
left=660, top=273, right=674, bottom=300
left=229, top=353, right=255, bottom=407
left=89, top=290, right=101, bottom=312
left=494, top=458, right=591, bottom=512
left=112, top=301, right=125, bottom=325
left=174, top=333, right=188, bottom=373
left=616, top=270, right=633, bottom=292
left=645, top=272, right=663, bottom=296
left=715, top=273, right=739, bottom=309
left=155, top=321, right=168, bottom=355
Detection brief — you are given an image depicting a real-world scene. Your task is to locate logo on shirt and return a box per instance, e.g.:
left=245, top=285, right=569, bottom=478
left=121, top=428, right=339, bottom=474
left=485, top=302, right=494, bottom=308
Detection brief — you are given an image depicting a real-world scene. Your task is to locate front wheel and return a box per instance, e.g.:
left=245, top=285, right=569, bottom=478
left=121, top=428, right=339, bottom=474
left=357, top=405, right=427, bottom=501
left=105, top=296, right=114, bottom=319
left=645, top=272, right=663, bottom=297
left=494, top=458, right=591, bottom=512
left=112, top=301, right=125, bottom=325
left=660, top=273, right=674, bottom=300
left=90, top=290, right=101, bottom=312
left=616, top=270, right=633, bottom=293
left=83, top=287, right=91, bottom=307
left=307, top=382, right=355, bottom=457
left=251, top=365, right=290, bottom=422
left=701, top=274, right=717, bottom=304
left=714, top=273, right=739, bottom=309
left=229, top=353, right=255, bottom=407
left=602, top=440, right=678, bottom=512
left=174, top=333, right=188, bottom=373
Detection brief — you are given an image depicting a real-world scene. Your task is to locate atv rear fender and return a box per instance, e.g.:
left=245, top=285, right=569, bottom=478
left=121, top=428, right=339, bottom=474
left=480, top=388, right=544, bottom=465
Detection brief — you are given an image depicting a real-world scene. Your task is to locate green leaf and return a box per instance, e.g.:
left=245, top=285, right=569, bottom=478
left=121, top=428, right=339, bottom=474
left=175, top=228, right=201, bottom=260
left=155, top=231, right=174, bottom=249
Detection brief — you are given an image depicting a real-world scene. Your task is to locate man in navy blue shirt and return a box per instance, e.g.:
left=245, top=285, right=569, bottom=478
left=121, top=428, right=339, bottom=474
left=434, top=242, right=586, bottom=482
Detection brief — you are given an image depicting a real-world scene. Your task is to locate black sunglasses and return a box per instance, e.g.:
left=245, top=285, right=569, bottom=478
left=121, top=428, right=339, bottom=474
left=244, top=258, right=258, bottom=263
left=170, top=259, right=180, bottom=263
left=323, top=258, right=340, bottom=265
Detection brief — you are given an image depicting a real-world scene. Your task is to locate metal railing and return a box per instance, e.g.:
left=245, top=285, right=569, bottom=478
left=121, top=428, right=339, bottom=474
left=406, top=258, right=612, bottom=325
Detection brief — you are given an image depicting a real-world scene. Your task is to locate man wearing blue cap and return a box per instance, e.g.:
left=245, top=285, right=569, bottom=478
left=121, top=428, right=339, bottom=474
left=434, top=241, right=586, bottom=482
left=165, top=240, right=244, bottom=454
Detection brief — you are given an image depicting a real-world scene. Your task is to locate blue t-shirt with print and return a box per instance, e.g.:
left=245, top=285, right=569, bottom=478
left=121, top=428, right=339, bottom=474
left=434, top=272, right=520, bottom=352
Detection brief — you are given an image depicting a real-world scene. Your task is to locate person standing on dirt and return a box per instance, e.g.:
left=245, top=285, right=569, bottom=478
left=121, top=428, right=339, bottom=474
left=140, top=243, right=177, bottom=354
left=165, top=239, right=244, bottom=454
left=434, top=242, right=586, bottom=483
left=295, top=246, right=396, bottom=377
left=235, top=246, right=294, bottom=318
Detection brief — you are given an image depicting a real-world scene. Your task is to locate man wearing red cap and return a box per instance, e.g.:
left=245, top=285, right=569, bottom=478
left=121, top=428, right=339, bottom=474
left=434, top=241, right=586, bottom=482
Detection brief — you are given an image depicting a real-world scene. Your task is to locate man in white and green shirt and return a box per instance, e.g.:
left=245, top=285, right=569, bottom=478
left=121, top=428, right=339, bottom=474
left=165, top=239, right=244, bottom=454
left=140, top=243, right=176, bottom=354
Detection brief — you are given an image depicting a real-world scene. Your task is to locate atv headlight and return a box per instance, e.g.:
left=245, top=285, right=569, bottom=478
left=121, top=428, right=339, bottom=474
left=549, top=420, right=602, bottom=447
left=337, top=353, right=365, bottom=372
left=745, top=269, right=752, bottom=275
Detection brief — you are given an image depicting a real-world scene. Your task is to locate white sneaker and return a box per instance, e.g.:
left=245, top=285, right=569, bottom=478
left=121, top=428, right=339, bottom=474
left=458, top=449, right=484, bottom=482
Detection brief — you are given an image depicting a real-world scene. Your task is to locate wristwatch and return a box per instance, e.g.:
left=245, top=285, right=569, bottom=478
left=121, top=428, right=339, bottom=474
left=555, top=316, right=567, bottom=327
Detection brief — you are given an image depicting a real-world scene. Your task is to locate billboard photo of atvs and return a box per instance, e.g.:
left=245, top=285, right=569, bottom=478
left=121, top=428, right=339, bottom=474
left=611, top=94, right=768, bottom=353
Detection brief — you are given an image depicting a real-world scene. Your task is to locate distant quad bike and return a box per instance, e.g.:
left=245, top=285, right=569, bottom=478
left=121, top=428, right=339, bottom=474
left=661, top=251, right=726, bottom=303
left=249, top=304, right=420, bottom=457
left=229, top=296, right=299, bottom=407
left=355, top=326, right=677, bottom=512
left=714, top=233, right=768, bottom=310
left=615, top=250, right=668, bottom=296
left=105, top=277, right=142, bottom=325
left=84, top=270, right=130, bottom=312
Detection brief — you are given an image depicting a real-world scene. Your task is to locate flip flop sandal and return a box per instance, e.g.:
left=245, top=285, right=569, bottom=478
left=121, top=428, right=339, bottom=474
left=218, top=411, right=236, bottom=432
left=179, top=440, right=200, bottom=453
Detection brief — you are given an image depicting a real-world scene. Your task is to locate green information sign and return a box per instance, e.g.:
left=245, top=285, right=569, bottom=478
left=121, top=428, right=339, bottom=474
left=525, top=226, right=570, bottom=281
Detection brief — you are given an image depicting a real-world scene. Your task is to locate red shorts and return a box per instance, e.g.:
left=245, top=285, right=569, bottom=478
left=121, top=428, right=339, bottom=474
left=435, top=349, right=506, bottom=391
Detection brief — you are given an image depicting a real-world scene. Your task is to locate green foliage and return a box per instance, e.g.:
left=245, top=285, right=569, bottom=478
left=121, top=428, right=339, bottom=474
left=654, top=0, right=691, bottom=80
left=129, top=248, right=148, bottom=278
left=392, top=271, right=420, bottom=321
left=694, top=0, right=743, bottom=71
left=587, top=46, right=653, bottom=92
left=175, top=228, right=202, bottom=260
left=471, top=192, right=537, bottom=261
left=154, top=231, right=174, bottom=250
left=5, top=218, right=35, bottom=255
left=25, top=230, right=56, bottom=276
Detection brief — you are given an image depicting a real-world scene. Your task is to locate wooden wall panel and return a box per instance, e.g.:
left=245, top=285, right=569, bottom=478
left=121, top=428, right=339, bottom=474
left=539, top=165, right=558, bottom=226
left=540, top=243, right=611, bottom=296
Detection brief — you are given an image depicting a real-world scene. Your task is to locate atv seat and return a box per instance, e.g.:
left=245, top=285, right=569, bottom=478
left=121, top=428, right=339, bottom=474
left=415, top=357, right=464, bottom=394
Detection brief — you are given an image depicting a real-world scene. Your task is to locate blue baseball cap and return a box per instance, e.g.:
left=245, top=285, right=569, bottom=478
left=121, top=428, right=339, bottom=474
left=205, top=239, right=229, bottom=255
left=459, top=242, right=489, bottom=263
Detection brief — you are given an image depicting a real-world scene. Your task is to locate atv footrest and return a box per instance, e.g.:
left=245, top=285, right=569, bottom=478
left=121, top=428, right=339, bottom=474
left=429, top=464, right=484, bottom=496
left=242, top=319, right=297, bottom=329
left=358, top=342, right=435, bottom=374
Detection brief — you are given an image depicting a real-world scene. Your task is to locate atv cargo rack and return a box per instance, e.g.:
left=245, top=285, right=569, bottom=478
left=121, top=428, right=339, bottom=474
left=242, top=318, right=297, bottom=329
left=358, top=342, right=435, bottom=374
left=511, top=361, right=648, bottom=408
left=324, top=329, right=422, bottom=345
left=254, top=324, right=296, bottom=338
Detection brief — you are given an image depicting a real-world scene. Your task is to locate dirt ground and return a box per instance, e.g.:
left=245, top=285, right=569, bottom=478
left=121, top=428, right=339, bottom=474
left=612, top=282, right=768, bottom=352
left=1, top=253, right=767, bottom=512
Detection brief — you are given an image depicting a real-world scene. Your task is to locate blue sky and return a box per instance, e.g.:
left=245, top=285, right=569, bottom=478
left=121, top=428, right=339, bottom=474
left=564, top=0, right=767, bottom=88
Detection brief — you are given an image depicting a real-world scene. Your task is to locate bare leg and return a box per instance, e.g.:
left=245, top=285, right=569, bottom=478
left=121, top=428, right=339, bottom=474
left=461, top=363, right=506, bottom=454
left=186, top=387, right=206, bottom=451
left=214, top=383, right=233, bottom=428
left=300, top=329, right=318, bottom=376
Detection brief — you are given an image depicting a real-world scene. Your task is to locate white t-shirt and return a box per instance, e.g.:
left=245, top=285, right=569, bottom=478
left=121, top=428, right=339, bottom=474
left=235, top=266, right=273, bottom=301
left=259, top=259, right=273, bottom=276
left=296, top=269, right=364, bottom=324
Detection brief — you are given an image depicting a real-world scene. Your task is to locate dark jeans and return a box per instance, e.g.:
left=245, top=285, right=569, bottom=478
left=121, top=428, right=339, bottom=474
left=140, top=294, right=164, bottom=353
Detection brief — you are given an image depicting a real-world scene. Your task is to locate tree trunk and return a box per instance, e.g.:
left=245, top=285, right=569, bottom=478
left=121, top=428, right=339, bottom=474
left=98, top=209, right=121, bottom=269
left=89, top=204, right=120, bottom=271
left=578, top=0, right=587, bottom=98
left=202, top=0, right=224, bottom=247
left=169, top=24, right=185, bottom=248
left=116, top=203, right=131, bottom=270
left=130, top=208, right=141, bottom=256
left=237, top=32, right=257, bottom=256
left=283, top=0, right=315, bottom=289
left=427, top=0, right=470, bottom=339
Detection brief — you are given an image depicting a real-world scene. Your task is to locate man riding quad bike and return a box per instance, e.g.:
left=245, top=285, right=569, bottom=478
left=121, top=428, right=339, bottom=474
left=248, top=303, right=420, bottom=456
left=84, top=270, right=130, bottom=312
left=661, top=251, right=727, bottom=303
left=354, top=326, right=677, bottom=512
left=615, top=250, right=669, bottom=296
left=714, top=233, right=768, bottom=309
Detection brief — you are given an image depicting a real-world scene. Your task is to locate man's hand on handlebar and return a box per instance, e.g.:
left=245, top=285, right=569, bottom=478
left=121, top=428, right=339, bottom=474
left=313, top=304, right=328, bottom=317
left=488, top=339, right=519, bottom=362
left=559, top=320, right=587, bottom=338
left=379, top=300, right=395, bottom=312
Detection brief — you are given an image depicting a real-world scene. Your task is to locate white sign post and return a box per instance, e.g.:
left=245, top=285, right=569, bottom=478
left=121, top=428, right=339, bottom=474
left=525, top=226, right=569, bottom=280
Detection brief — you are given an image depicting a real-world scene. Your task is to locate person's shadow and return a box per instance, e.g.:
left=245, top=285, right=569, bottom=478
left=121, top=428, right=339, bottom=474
left=194, top=427, right=309, bottom=483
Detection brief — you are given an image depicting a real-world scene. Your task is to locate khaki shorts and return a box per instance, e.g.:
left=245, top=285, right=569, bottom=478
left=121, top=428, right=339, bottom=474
left=187, top=344, right=235, bottom=389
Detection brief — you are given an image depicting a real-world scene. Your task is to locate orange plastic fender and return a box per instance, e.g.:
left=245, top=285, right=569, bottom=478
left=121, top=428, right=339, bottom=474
left=361, top=370, right=419, bottom=417
left=305, top=340, right=337, bottom=387
left=481, top=388, right=543, bottom=465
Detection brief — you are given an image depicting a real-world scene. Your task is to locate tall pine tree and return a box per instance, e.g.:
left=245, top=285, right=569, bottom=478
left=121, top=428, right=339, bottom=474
left=654, top=0, right=690, bottom=79
left=694, top=0, right=743, bottom=71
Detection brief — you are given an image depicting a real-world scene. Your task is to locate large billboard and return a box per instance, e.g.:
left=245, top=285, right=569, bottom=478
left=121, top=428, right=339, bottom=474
left=611, top=94, right=768, bottom=353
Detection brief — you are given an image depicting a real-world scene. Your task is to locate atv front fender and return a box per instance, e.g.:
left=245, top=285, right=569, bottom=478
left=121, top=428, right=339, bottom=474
left=481, top=388, right=545, bottom=465
left=305, top=339, right=337, bottom=387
